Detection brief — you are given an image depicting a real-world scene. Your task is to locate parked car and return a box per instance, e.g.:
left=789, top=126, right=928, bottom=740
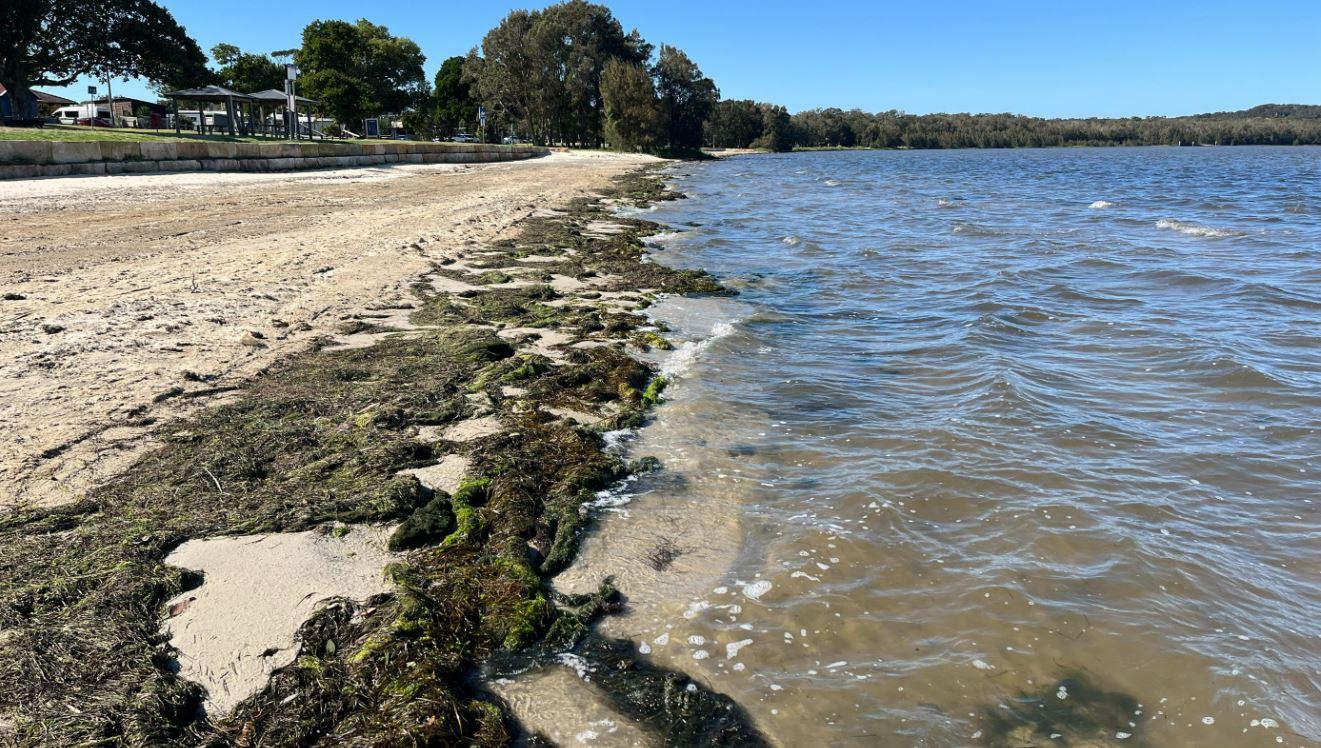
left=451, top=133, right=477, bottom=143
left=76, top=117, right=112, bottom=127
left=502, top=135, right=524, bottom=145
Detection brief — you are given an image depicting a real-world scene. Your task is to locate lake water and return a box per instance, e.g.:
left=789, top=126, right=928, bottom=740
left=509, top=148, right=1321, bottom=747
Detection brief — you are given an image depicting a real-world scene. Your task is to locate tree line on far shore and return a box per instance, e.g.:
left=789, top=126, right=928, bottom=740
left=705, top=104, right=1321, bottom=151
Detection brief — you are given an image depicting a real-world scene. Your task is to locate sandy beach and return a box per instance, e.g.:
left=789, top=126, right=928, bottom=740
left=0, top=151, right=657, bottom=508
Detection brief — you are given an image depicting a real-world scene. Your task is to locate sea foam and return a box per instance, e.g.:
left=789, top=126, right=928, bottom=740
left=1156, top=218, right=1239, bottom=238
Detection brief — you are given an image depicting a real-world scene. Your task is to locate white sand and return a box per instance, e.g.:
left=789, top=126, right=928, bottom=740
left=498, top=326, right=574, bottom=362
left=417, top=416, right=505, bottom=444
left=398, top=453, right=471, bottom=495
left=163, top=525, right=397, bottom=715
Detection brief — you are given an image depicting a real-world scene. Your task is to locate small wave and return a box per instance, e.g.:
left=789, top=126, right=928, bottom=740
left=823, top=179, right=842, bottom=187
left=1156, top=219, right=1240, bottom=238
left=937, top=198, right=959, bottom=208
left=781, top=235, right=802, bottom=246
left=952, top=221, right=1000, bottom=237
left=646, top=231, right=684, bottom=245
left=1088, top=200, right=1115, bottom=209
left=661, top=321, right=737, bottom=378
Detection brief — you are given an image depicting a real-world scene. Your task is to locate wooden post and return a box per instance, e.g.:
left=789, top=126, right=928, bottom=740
left=225, top=96, right=235, bottom=136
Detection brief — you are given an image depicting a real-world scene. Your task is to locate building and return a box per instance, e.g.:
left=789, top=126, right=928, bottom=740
left=0, top=84, right=76, bottom=119
left=94, top=96, right=168, bottom=120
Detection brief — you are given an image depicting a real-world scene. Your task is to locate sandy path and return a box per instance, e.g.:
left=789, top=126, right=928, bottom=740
left=0, top=151, right=657, bottom=507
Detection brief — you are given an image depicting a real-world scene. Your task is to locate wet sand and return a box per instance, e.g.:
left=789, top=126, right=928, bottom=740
left=0, top=151, right=657, bottom=507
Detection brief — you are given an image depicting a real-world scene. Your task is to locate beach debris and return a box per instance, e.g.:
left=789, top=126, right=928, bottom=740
left=646, top=536, right=682, bottom=571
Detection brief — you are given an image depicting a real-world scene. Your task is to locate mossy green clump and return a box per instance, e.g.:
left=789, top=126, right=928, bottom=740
left=642, top=375, right=668, bottom=406
left=388, top=493, right=456, bottom=551
left=437, top=326, right=516, bottom=363
left=632, top=330, right=674, bottom=351
left=478, top=270, right=514, bottom=285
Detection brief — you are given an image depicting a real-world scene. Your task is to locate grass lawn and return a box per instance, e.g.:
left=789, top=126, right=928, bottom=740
left=0, top=124, right=314, bottom=144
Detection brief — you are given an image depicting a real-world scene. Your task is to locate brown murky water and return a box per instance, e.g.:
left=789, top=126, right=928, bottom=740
left=499, top=149, right=1321, bottom=747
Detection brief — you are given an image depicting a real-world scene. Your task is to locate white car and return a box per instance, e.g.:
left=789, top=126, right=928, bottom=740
left=502, top=135, right=524, bottom=145
left=451, top=133, right=477, bottom=143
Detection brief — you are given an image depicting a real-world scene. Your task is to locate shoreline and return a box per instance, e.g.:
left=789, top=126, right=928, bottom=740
left=0, top=157, right=766, bottom=744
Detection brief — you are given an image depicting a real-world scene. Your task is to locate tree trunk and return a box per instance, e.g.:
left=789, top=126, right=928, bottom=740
left=1, top=64, right=40, bottom=119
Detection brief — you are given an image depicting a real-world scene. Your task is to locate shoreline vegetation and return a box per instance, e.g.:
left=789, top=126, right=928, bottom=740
left=706, top=103, right=1321, bottom=152
left=0, top=165, right=768, bottom=745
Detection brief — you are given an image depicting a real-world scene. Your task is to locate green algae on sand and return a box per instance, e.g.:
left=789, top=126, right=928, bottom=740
left=0, top=166, right=764, bottom=746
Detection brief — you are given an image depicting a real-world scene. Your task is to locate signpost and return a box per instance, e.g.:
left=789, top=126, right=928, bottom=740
left=365, top=118, right=380, bottom=138
left=285, top=64, right=298, bottom=139
left=478, top=105, right=486, bottom=141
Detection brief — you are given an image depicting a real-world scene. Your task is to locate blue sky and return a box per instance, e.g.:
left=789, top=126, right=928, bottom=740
left=46, top=0, right=1321, bottom=118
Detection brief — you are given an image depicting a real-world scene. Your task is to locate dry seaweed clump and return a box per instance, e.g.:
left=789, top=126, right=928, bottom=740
left=0, top=166, right=756, bottom=746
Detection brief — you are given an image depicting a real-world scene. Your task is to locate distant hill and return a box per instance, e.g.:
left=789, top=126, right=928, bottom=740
left=1194, top=104, right=1321, bottom=119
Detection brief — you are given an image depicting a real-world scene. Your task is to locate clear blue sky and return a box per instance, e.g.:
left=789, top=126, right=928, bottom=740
left=46, top=0, right=1321, bottom=118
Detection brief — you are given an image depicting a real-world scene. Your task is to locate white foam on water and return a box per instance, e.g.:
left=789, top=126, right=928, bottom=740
left=726, top=639, right=754, bottom=659
left=583, top=474, right=639, bottom=513
left=742, top=580, right=773, bottom=600
left=1156, top=218, right=1239, bottom=238
left=1088, top=200, right=1116, bottom=209
left=646, top=230, right=685, bottom=245
left=557, top=653, right=595, bottom=681
left=660, top=321, right=737, bottom=379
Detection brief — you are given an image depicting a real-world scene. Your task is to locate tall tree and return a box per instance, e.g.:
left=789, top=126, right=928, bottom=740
left=296, top=19, right=427, bottom=128
left=467, top=1, right=649, bottom=145
left=753, top=103, right=793, bottom=152
left=653, top=45, right=717, bottom=149
left=210, top=43, right=283, bottom=93
left=433, top=56, right=477, bottom=134
left=464, top=11, right=539, bottom=141
left=2, top=0, right=208, bottom=119
left=600, top=58, right=662, bottom=151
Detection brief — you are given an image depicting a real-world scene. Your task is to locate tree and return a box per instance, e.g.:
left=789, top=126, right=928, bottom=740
left=434, top=56, right=477, bottom=134
left=467, top=1, right=650, bottom=145
left=705, top=99, right=763, bottom=148
left=753, top=104, right=793, bottom=152
left=296, top=19, right=427, bottom=128
left=210, top=43, right=283, bottom=93
left=600, top=58, right=662, bottom=151
left=2, top=0, right=208, bottom=119
left=653, top=45, right=717, bottom=149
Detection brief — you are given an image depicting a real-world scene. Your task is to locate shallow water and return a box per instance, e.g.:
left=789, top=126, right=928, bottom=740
left=538, top=148, right=1321, bottom=747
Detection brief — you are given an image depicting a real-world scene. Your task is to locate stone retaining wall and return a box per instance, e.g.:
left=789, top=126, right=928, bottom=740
left=0, top=140, right=549, bottom=180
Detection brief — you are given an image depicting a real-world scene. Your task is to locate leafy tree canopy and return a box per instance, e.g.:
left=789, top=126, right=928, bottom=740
left=467, top=1, right=650, bottom=145
left=210, top=43, right=283, bottom=93
left=653, top=45, right=717, bottom=149
left=433, top=56, right=477, bottom=134
left=601, top=58, right=662, bottom=151
left=296, top=18, right=427, bottom=127
left=2, top=0, right=208, bottom=117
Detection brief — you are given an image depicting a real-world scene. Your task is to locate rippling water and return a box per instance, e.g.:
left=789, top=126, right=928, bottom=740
left=517, top=148, right=1321, bottom=747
